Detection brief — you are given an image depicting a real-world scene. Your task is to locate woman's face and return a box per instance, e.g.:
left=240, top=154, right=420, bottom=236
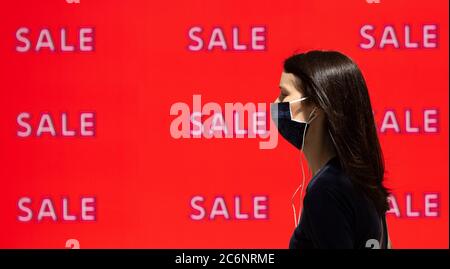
left=275, top=71, right=316, bottom=123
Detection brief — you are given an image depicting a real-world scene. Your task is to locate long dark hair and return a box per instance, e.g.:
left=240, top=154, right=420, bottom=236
left=283, top=50, right=390, bottom=215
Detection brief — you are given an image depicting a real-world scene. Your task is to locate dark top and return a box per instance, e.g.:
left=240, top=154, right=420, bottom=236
left=289, top=156, right=388, bottom=249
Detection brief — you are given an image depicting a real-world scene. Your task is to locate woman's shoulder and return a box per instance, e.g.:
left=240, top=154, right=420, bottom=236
left=304, top=156, right=374, bottom=217
left=303, top=157, right=358, bottom=218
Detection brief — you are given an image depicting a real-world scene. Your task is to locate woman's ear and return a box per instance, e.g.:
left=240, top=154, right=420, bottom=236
left=307, top=106, right=319, bottom=123
left=312, top=106, right=321, bottom=117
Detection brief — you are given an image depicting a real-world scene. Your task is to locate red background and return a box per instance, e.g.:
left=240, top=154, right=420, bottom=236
left=0, top=0, right=448, bottom=248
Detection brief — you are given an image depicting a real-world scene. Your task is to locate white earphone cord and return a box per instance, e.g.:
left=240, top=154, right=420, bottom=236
left=291, top=108, right=317, bottom=228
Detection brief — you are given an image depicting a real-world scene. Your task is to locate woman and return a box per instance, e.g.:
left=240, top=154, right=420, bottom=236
left=270, top=50, right=391, bottom=249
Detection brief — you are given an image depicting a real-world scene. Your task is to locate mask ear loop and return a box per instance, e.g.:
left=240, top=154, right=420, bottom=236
left=291, top=107, right=318, bottom=227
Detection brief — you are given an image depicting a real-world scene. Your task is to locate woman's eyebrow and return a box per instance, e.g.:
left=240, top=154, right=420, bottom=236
left=279, top=85, right=290, bottom=94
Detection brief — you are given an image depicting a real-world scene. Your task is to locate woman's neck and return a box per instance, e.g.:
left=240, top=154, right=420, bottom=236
left=303, top=131, right=337, bottom=176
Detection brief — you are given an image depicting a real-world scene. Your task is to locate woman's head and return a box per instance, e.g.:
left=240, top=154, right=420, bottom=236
left=279, top=50, right=390, bottom=215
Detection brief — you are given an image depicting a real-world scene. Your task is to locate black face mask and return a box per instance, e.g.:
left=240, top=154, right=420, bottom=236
left=270, top=99, right=316, bottom=150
